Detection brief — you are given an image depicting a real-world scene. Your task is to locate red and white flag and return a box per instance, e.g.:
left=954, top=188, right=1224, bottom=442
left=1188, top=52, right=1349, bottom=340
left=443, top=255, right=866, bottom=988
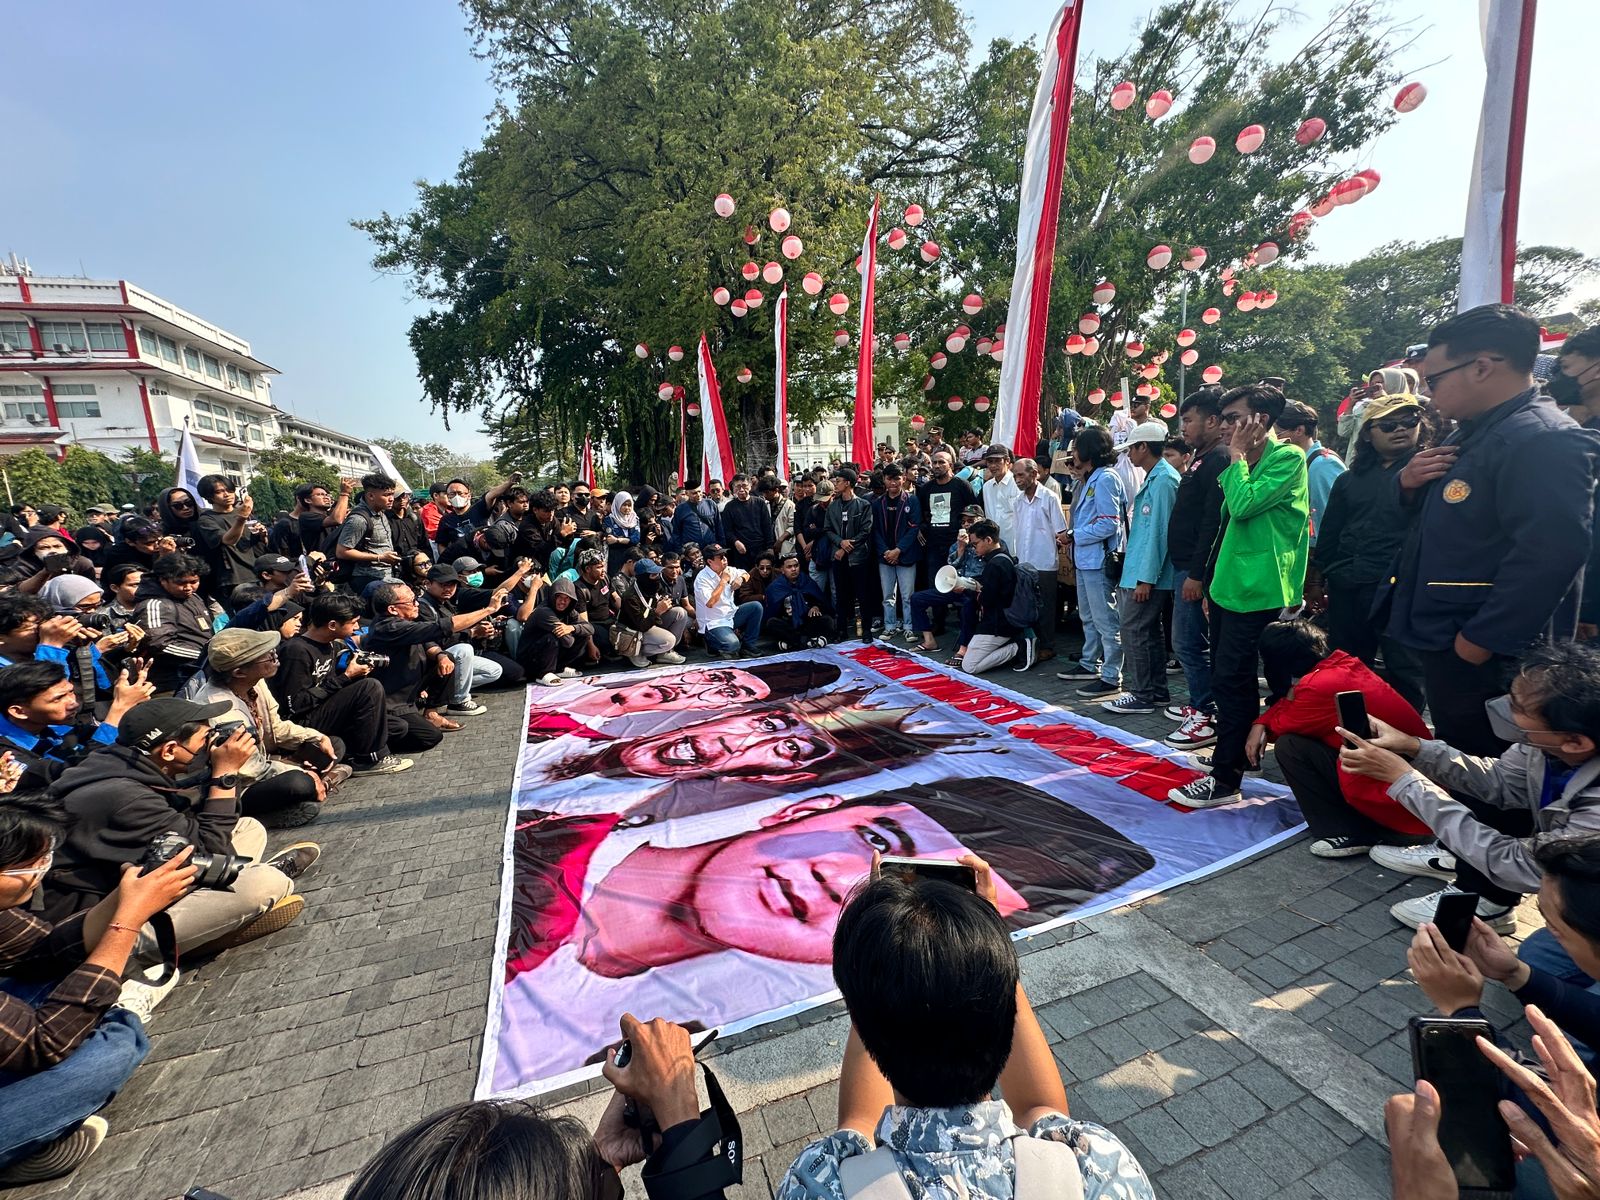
left=697, top=334, right=737, bottom=491
left=991, top=2, right=1083, bottom=456
left=1459, top=0, right=1538, bottom=310
left=850, top=195, right=880, bottom=468
left=579, top=436, right=596, bottom=489
left=774, top=287, right=792, bottom=478
left=677, top=396, right=689, bottom=489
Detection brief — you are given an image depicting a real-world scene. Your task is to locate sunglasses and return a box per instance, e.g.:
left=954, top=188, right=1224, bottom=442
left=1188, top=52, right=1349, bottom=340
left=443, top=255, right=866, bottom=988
left=1371, top=414, right=1422, bottom=433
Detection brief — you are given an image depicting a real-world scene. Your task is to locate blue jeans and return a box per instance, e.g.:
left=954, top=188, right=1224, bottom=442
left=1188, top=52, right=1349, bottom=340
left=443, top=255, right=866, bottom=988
left=879, top=562, right=917, bottom=631
left=0, top=978, right=148, bottom=1166
left=1171, top=569, right=1213, bottom=712
left=703, top=602, right=765, bottom=656
left=442, top=643, right=502, bottom=705
left=1075, top=567, right=1122, bottom=684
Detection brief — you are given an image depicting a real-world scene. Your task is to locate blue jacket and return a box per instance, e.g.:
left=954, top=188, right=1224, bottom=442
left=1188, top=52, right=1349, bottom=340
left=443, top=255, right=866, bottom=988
left=669, top=501, right=720, bottom=550
left=1070, top=466, right=1126, bottom=572
left=872, top=492, right=922, bottom=565
left=949, top=540, right=985, bottom=578
left=1306, top=442, right=1346, bottom=545
left=764, top=573, right=832, bottom=628
left=1384, top=389, right=1600, bottom=655
left=1123, top=458, right=1180, bottom=590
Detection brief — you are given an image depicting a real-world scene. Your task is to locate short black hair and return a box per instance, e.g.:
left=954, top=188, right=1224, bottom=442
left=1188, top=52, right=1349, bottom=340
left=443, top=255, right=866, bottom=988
left=1517, top=641, right=1600, bottom=740
left=833, top=874, right=1019, bottom=1105
left=103, top=562, right=143, bottom=590
left=1276, top=399, right=1319, bottom=433
left=229, top=582, right=265, bottom=613
left=293, top=482, right=321, bottom=503
left=1164, top=435, right=1190, bottom=455
left=503, top=486, right=530, bottom=505
left=153, top=552, right=207, bottom=581
left=1533, top=835, right=1600, bottom=945
left=0, top=593, right=49, bottom=636
left=361, top=473, right=396, bottom=493
left=531, top=489, right=558, bottom=511
left=0, top=790, right=65, bottom=870
left=307, top=591, right=362, bottom=627
left=968, top=517, right=1000, bottom=543
left=1073, top=424, right=1118, bottom=469
left=1560, top=326, right=1600, bottom=361
left=1429, top=303, right=1540, bottom=374
left=881, top=463, right=903, bottom=479
left=1258, top=619, right=1329, bottom=697
left=1180, top=386, right=1224, bottom=419
left=0, top=661, right=70, bottom=712
left=196, top=474, right=231, bottom=501
left=1220, top=383, right=1288, bottom=424
left=371, top=582, right=411, bottom=612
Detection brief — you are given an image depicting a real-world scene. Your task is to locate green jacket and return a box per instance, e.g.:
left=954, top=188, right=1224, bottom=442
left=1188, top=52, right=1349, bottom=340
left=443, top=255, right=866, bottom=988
left=1205, top=437, right=1309, bottom=613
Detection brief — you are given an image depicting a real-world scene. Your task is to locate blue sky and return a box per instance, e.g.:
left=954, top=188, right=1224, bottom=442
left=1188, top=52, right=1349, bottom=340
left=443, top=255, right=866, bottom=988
left=3, top=0, right=1592, bottom=457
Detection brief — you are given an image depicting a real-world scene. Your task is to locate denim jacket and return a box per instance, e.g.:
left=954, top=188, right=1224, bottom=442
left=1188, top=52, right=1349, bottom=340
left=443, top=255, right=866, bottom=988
left=1070, top=466, right=1126, bottom=572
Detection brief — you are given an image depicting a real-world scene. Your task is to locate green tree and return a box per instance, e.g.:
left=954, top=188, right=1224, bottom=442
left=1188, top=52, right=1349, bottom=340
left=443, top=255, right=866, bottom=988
left=2, top=449, right=70, bottom=510
left=122, top=447, right=175, bottom=505
left=372, top=439, right=456, bottom=486
left=253, top=445, right=340, bottom=492
left=59, top=446, right=135, bottom=514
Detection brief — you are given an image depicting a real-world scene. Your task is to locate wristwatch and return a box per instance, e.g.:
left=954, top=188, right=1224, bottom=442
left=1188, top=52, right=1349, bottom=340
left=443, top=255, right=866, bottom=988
left=210, top=773, right=241, bottom=789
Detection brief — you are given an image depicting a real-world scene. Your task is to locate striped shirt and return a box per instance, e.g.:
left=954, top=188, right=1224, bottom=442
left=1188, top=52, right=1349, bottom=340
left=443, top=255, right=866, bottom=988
left=0, top=908, right=123, bottom=1074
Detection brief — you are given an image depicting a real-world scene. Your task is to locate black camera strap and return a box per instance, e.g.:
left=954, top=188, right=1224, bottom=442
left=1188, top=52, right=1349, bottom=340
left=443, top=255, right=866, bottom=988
left=641, top=1063, right=743, bottom=1198
left=143, top=911, right=181, bottom=986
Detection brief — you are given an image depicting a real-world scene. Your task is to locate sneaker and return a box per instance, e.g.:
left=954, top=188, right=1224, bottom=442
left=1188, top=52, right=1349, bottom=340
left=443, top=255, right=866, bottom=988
left=627, top=654, right=651, bottom=669
left=1166, top=657, right=1183, bottom=674
left=558, top=667, right=581, bottom=679
left=262, top=800, right=321, bottom=830
left=1168, top=776, right=1242, bottom=808
left=214, top=894, right=306, bottom=949
left=1077, top=679, right=1122, bottom=697
left=321, top=764, right=354, bottom=791
left=1165, top=713, right=1218, bottom=749
left=448, top=700, right=489, bottom=716
left=904, top=629, right=921, bottom=645
left=1391, top=887, right=1516, bottom=934
left=354, top=753, right=415, bottom=774
left=653, top=651, right=687, bottom=665
left=869, top=621, right=885, bottom=636
left=1164, top=704, right=1194, bottom=722
left=116, top=964, right=180, bottom=1024
left=1011, top=640, right=1037, bottom=672
left=1369, top=842, right=1458, bottom=881
left=263, top=842, right=321, bottom=880
left=1057, top=666, right=1100, bottom=682
left=0, top=1116, right=108, bottom=1184
left=1102, top=694, right=1156, bottom=716
left=1310, top=835, right=1378, bottom=858
left=536, top=672, right=563, bottom=686
left=807, top=636, right=828, bottom=649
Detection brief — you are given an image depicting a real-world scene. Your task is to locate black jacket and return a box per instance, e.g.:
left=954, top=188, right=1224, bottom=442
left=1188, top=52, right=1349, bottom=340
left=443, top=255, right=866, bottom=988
left=1313, top=449, right=1418, bottom=588
left=133, top=577, right=213, bottom=693
left=718, top=498, right=774, bottom=568
left=975, top=551, right=1018, bottom=636
left=271, top=635, right=349, bottom=718
left=1165, top=441, right=1229, bottom=574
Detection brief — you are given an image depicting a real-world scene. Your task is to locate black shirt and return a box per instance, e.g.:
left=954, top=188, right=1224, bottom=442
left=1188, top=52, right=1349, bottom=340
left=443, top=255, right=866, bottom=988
left=916, top=476, right=976, bottom=545
left=1166, top=441, right=1229, bottom=573
left=196, top=510, right=263, bottom=597
left=270, top=635, right=348, bottom=719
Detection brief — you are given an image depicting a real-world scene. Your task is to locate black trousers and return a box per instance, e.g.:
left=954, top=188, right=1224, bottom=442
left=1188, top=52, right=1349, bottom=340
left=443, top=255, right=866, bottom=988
left=303, top=677, right=389, bottom=762
left=1207, top=604, right=1279, bottom=792
left=765, top=616, right=835, bottom=645
left=387, top=706, right=444, bottom=755
left=1418, top=647, right=1518, bottom=757
left=516, top=631, right=591, bottom=679
left=479, top=648, right=526, bottom=689
left=1276, top=733, right=1396, bottom=844
left=241, top=768, right=319, bottom=818
left=833, top=560, right=878, bottom=639
left=1328, top=582, right=1426, bottom=712
left=1447, top=793, right=1534, bottom=909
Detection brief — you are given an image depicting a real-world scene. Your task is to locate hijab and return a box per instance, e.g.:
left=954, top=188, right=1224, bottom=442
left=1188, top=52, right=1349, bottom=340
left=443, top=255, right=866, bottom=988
left=610, top=491, right=639, bottom=530
left=39, top=574, right=103, bottom=613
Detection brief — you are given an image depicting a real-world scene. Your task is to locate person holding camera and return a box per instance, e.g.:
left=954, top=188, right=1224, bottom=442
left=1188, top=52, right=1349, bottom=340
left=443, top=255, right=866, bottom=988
left=364, top=580, right=510, bottom=726
left=612, top=551, right=689, bottom=669
left=132, top=553, right=217, bottom=694
left=0, top=789, right=198, bottom=1184
left=41, top=698, right=319, bottom=958
left=178, top=629, right=352, bottom=829
left=223, top=554, right=315, bottom=631
left=271, top=591, right=422, bottom=773
left=775, top=855, right=1153, bottom=1200
left=194, top=474, right=269, bottom=602
left=4, top=528, right=97, bottom=595
left=416, top=562, right=528, bottom=702
left=0, top=593, right=92, bottom=674
left=0, top=661, right=155, bottom=793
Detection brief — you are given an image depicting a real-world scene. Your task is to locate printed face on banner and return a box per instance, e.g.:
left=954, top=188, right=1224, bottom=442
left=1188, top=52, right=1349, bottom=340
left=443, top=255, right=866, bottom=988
left=484, top=648, right=1303, bottom=1099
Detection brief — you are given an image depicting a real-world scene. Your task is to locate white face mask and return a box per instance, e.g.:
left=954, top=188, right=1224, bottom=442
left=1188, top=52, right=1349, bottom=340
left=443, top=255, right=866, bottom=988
left=449, top=495, right=470, bottom=510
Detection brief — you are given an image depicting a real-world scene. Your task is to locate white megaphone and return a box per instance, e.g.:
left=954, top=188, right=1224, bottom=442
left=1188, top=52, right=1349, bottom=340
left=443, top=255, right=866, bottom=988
left=935, top=565, right=962, bottom=593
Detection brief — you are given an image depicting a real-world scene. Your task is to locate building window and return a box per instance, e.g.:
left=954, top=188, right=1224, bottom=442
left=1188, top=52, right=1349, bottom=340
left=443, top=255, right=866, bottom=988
left=0, top=384, right=43, bottom=397
left=157, top=336, right=179, bottom=363
left=183, top=347, right=201, bottom=371
left=56, top=401, right=101, bottom=418
left=247, top=425, right=263, bottom=444
left=37, top=321, right=87, bottom=352
left=0, top=320, right=32, bottom=353
left=236, top=370, right=252, bottom=392
left=52, top=383, right=96, bottom=396
left=3, top=401, right=50, bottom=421
left=203, top=354, right=222, bottom=380
left=836, top=425, right=849, bottom=443
left=85, top=323, right=124, bottom=352
left=138, top=328, right=159, bottom=356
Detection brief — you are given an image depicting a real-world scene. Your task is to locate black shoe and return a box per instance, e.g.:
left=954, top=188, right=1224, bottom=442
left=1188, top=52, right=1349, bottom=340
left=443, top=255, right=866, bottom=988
left=263, top=842, right=321, bottom=880
left=776, top=640, right=792, bottom=652
left=1011, top=639, right=1037, bottom=672
left=262, top=801, right=322, bottom=830
left=1076, top=679, right=1122, bottom=697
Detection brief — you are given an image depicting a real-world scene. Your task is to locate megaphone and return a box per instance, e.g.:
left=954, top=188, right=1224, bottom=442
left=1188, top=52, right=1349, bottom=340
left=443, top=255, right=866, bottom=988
left=935, top=565, right=961, bottom=594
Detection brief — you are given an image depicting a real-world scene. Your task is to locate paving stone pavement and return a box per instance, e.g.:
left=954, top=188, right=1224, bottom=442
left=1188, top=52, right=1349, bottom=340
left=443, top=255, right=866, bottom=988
left=13, top=629, right=1542, bottom=1200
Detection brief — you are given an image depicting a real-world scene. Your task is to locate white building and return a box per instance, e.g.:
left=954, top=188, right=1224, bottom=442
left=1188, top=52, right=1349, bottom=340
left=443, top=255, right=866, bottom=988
left=0, top=258, right=374, bottom=483
left=788, top=400, right=900, bottom=472
left=277, top=414, right=379, bottom=476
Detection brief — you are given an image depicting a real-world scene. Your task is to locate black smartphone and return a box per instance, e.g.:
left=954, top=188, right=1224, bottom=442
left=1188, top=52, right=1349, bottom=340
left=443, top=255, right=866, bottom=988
left=877, top=855, right=978, bottom=892
left=1335, top=690, right=1372, bottom=745
left=1433, top=891, right=1481, bottom=954
left=1408, top=1016, right=1515, bottom=1194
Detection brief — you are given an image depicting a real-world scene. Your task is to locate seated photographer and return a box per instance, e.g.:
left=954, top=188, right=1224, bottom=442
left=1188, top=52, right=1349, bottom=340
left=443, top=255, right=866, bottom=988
left=271, top=591, right=420, bottom=775
left=41, top=698, right=320, bottom=958
left=0, top=789, right=196, bottom=1185
left=6, top=528, right=96, bottom=595
left=417, top=562, right=528, bottom=702
left=132, top=553, right=217, bottom=694
left=37, top=576, right=145, bottom=714
left=1340, top=641, right=1600, bottom=936
left=365, top=580, right=509, bottom=728
left=99, top=518, right=171, bottom=575
left=177, top=628, right=352, bottom=829
left=521, top=577, right=595, bottom=686
left=0, top=593, right=96, bottom=677
left=0, top=661, right=154, bottom=792
left=223, top=554, right=314, bottom=631
left=344, top=1016, right=729, bottom=1200
left=1243, top=620, right=1433, bottom=858
left=763, top=552, right=834, bottom=651
left=612, top=551, right=688, bottom=669
left=777, top=856, right=1152, bottom=1200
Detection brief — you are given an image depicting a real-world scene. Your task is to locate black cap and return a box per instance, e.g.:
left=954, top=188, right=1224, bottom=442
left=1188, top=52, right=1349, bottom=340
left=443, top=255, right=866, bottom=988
left=254, top=554, right=296, bottom=574
left=427, top=564, right=461, bottom=584
left=117, top=698, right=233, bottom=752
left=702, top=543, right=729, bottom=559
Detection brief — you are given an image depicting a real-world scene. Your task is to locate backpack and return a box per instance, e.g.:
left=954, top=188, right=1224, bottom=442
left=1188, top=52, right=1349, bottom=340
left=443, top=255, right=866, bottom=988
left=1001, top=554, right=1041, bottom=630
left=326, top=509, right=373, bottom=584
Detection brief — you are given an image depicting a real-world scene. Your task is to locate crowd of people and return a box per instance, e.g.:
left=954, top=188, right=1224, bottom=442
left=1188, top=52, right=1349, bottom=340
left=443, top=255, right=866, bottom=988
left=3, top=301, right=1600, bottom=1199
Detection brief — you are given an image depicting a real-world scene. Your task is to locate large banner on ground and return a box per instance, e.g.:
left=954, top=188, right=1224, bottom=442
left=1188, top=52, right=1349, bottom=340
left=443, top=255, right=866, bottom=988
left=477, top=644, right=1303, bottom=1099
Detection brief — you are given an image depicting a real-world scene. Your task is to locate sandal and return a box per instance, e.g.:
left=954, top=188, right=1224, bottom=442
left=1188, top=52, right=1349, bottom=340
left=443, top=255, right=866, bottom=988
left=945, top=654, right=964, bottom=668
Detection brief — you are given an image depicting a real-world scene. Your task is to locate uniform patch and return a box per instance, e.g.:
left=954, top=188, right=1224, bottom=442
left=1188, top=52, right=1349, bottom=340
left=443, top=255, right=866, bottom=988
left=1442, top=479, right=1471, bottom=504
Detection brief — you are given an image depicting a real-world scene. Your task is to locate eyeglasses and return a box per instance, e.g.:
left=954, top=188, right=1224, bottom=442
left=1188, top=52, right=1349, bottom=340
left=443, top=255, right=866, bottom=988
left=2, top=851, right=52, bottom=880
left=1425, top=357, right=1499, bottom=391
left=1220, top=412, right=1247, bottom=426
left=1371, top=414, right=1422, bottom=433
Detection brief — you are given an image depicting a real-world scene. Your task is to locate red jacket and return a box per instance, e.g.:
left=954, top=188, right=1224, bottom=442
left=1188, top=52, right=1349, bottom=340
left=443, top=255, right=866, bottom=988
left=418, top=500, right=443, bottom=539
left=1259, top=651, right=1431, bottom=834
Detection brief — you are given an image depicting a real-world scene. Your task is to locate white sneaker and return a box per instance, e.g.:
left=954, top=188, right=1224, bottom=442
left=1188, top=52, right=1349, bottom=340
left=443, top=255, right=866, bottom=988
left=116, top=964, right=179, bottom=1024
left=627, top=655, right=651, bottom=669
left=0, top=1115, right=108, bottom=1184
left=1165, top=712, right=1217, bottom=748
left=537, top=672, right=563, bottom=686
left=653, top=651, right=687, bottom=665
left=1167, top=777, right=1241, bottom=809
left=1164, top=704, right=1194, bottom=722
left=1390, top=887, right=1516, bottom=934
left=1369, top=842, right=1457, bottom=881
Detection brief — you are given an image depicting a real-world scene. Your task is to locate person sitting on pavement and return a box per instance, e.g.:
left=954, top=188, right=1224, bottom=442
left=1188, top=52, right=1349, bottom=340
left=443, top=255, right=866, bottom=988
left=41, top=698, right=320, bottom=960
left=0, top=787, right=197, bottom=1186
left=95, top=564, right=145, bottom=638
left=5, top=528, right=97, bottom=594
left=611, top=551, right=689, bottom=669
left=763, top=552, right=834, bottom=651
left=132, top=553, right=216, bottom=695
left=223, top=554, right=315, bottom=631
left=734, top=552, right=777, bottom=607
left=416, top=563, right=526, bottom=709
left=1244, top=620, right=1433, bottom=859
left=177, top=628, right=353, bottom=829
left=0, top=593, right=88, bottom=671
left=365, top=579, right=510, bottom=728
left=693, top=545, right=763, bottom=659
left=0, top=661, right=154, bottom=793
left=522, top=577, right=595, bottom=686
left=1339, top=640, right=1600, bottom=936
left=270, top=591, right=421, bottom=774
left=569, top=549, right=622, bottom=660
left=775, top=854, right=1154, bottom=1200
left=36, top=576, right=145, bottom=715
left=908, top=505, right=989, bottom=658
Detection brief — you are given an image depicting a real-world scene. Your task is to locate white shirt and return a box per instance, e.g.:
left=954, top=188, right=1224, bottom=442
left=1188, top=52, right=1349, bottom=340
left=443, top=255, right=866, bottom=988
left=1011, top=485, right=1069, bottom=569
left=982, top=469, right=1020, bottom=552
left=693, top=564, right=746, bottom=631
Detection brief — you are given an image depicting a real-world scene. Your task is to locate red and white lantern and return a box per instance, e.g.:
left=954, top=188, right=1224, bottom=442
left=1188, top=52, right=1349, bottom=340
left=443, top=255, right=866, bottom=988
left=1092, top=280, right=1116, bottom=304
left=834, top=330, right=850, bottom=348
left=736, top=366, right=753, bottom=384
left=1181, top=246, right=1208, bottom=271
left=1181, top=348, right=1199, bottom=366
left=801, top=272, right=823, bottom=295
left=1355, top=168, right=1381, bottom=195
left=1110, top=81, right=1137, bottom=110
left=741, top=261, right=759, bottom=281
left=730, top=299, right=748, bottom=318
left=1145, top=89, right=1173, bottom=119
left=769, top=207, right=791, bottom=233
left=781, top=235, right=803, bottom=260
left=962, top=293, right=983, bottom=315
left=930, top=352, right=948, bottom=370
left=976, top=337, right=993, bottom=356
left=1136, top=383, right=1156, bottom=399
left=1110, top=391, right=1126, bottom=408
left=1310, top=194, right=1336, bottom=218
left=1140, top=363, right=1160, bottom=380
left=1256, top=289, right=1278, bottom=309
left=634, top=343, right=649, bottom=359
left=904, top=204, right=925, bottom=227
left=657, top=383, right=674, bottom=400
left=909, top=414, right=926, bottom=431
left=1151, top=350, right=1170, bottom=366
left=1146, top=244, right=1173, bottom=270
left=922, top=375, right=935, bottom=391
left=745, top=288, right=764, bottom=308
left=946, top=396, right=964, bottom=411
left=1201, top=307, right=1221, bottom=325
left=668, top=345, right=684, bottom=362
left=973, top=396, right=991, bottom=413
left=893, top=332, right=911, bottom=352
left=1086, top=387, right=1106, bottom=406
left=686, top=402, right=701, bottom=417
left=1125, top=339, right=1146, bottom=358
left=1065, top=333, right=1086, bottom=354
left=1202, top=364, right=1223, bottom=384
left=1255, top=241, right=1280, bottom=265
left=1237, top=291, right=1258, bottom=312
left=1295, top=117, right=1326, bottom=145
left=990, top=340, right=1006, bottom=362
left=1176, top=328, right=1197, bottom=347
left=742, top=225, right=760, bottom=246
left=763, top=261, right=783, bottom=284
left=1394, top=81, right=1427, bottom=113
left=1079, top=312, right=1101, bottom=335
left=1188, top=136, right=1216, bottom=164
left=1160, top=402, right=1178, bottom=418
left=828, top=292, right=849, bottom=316
left=714, top=193, right=736, bottom=218
left=1235, top=124, right=1266, bottom=154
left=919, top=241, right=941, bottom=264
left=1082, top=336, right=1100, bottom=356
left=712, top=286, right=731, bottom=306
left=945, top=333, right=967, bottom=353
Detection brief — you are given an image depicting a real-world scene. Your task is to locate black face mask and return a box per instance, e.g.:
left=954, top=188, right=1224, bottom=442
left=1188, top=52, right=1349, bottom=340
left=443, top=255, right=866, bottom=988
left=1547, top=371, right=1583, bottom=407
left=174, top=746, right=213, bottom=789
left=573, top=494, right=591, bottom=509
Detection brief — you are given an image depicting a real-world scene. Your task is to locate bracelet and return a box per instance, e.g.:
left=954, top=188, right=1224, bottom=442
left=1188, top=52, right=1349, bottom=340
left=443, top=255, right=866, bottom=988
left=107, top=922, right=144, bottom=935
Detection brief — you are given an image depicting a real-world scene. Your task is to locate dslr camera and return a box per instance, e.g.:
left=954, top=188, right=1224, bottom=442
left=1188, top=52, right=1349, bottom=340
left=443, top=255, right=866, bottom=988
left=140, top=832, right=248, bottom=890
left=353, top=650, right=390, bottom=669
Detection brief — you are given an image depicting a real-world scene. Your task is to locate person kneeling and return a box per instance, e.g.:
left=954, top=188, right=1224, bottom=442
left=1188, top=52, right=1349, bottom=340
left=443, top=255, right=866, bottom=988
left=613, top=552, right=689, bottom=669
left=0, top=791, right=195, bottom=1184
left=960, top=519, right=1023, bottom=675
left=40, top=699, right=321, bottom=958
left=776, top=856, right=1153, bottom=1200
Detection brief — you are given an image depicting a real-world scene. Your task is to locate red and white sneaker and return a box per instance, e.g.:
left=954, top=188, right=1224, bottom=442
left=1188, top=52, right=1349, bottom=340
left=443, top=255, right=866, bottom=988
left=1165, top=711, right=1217, bottom=748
